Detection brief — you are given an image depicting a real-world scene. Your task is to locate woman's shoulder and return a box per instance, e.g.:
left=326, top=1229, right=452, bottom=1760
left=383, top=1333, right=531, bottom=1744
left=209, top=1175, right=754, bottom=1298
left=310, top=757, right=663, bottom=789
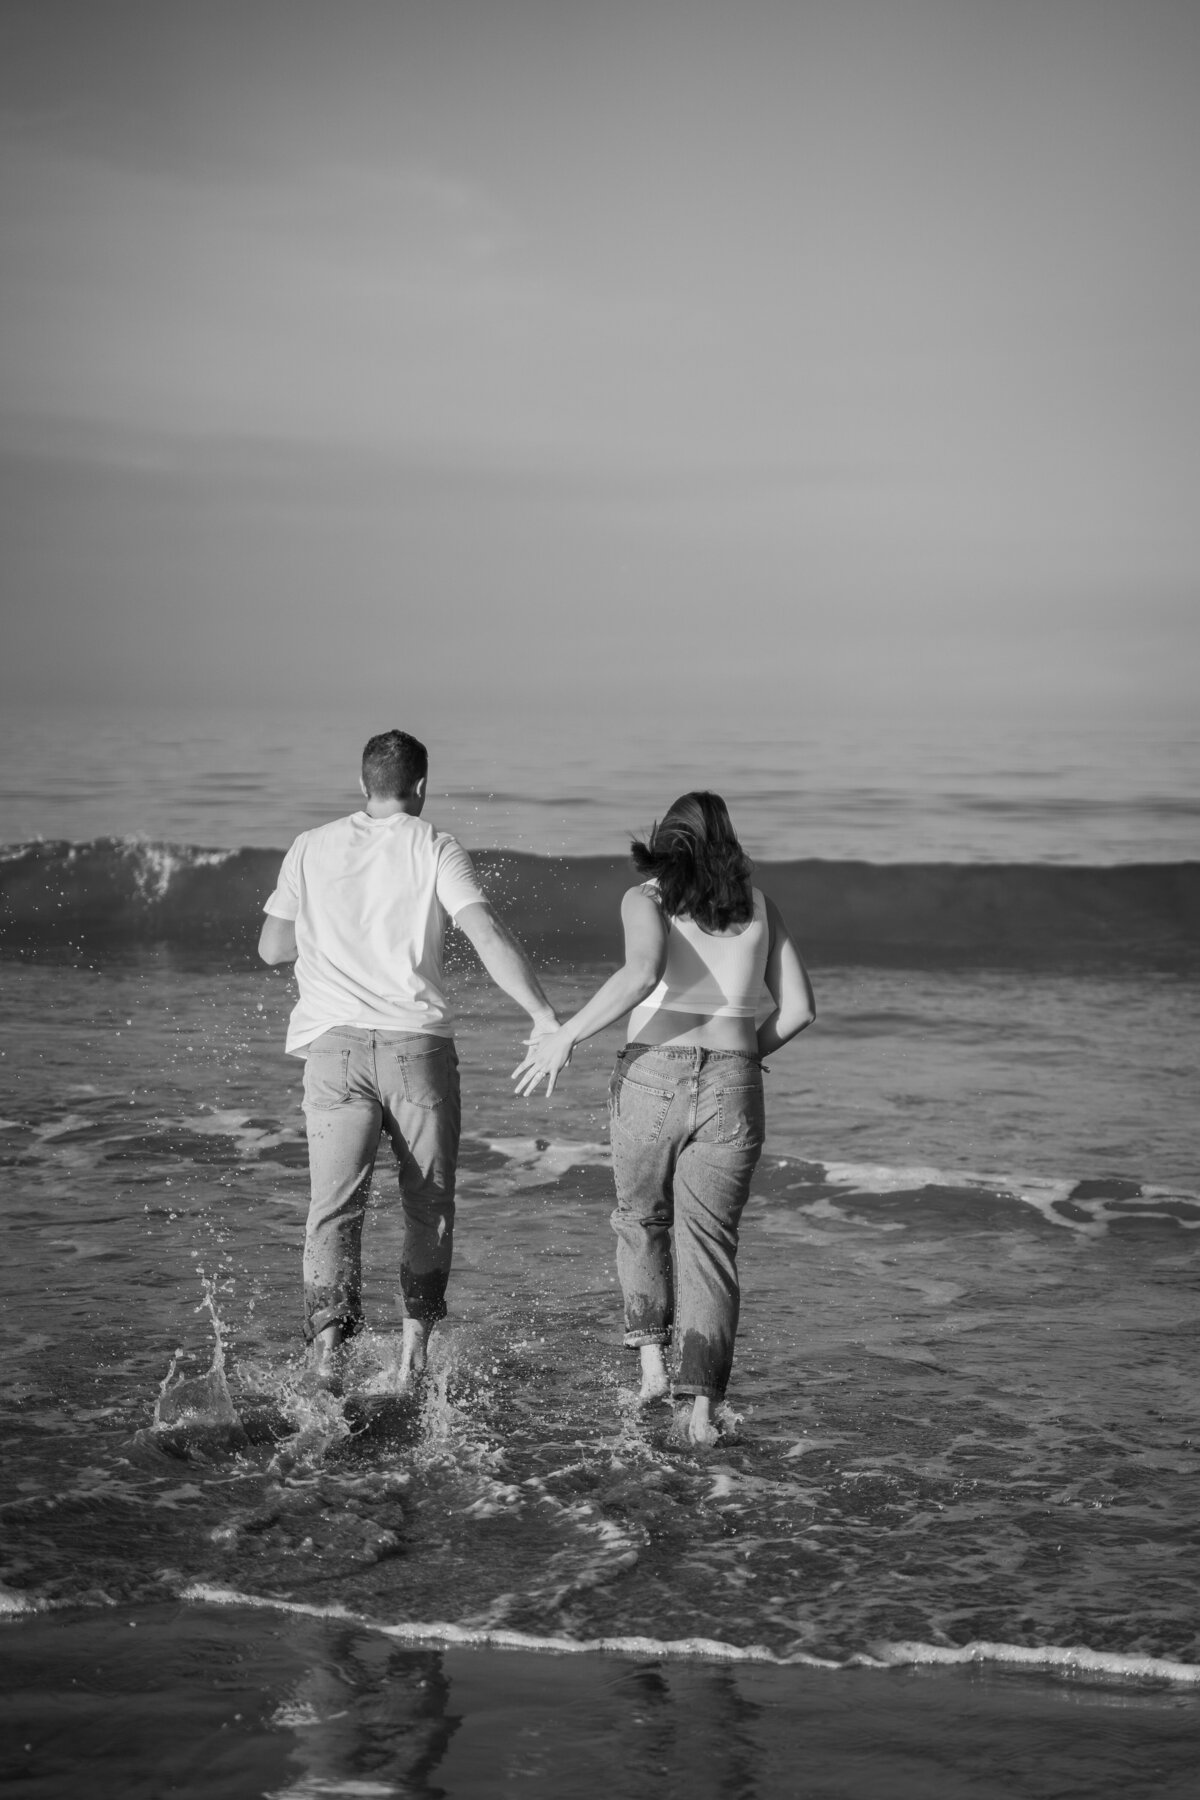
left=621, top=883, right=668, bottom=945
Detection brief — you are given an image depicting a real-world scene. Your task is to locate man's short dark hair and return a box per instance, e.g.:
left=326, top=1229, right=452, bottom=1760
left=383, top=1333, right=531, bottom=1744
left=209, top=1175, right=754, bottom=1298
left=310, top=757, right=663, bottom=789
left=362, top=729, right=429, bottom=799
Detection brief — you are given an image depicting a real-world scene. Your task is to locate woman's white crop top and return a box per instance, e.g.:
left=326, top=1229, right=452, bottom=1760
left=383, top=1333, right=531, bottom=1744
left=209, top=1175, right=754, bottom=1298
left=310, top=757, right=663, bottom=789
left=638, top=884, right=770, bottom=1018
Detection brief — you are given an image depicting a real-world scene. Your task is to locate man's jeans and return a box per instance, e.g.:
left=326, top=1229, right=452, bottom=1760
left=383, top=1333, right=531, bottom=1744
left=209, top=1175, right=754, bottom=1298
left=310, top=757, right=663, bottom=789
left=301, top=1027, right=460, bottom=1343
left=608, top=1042, right=765, bottom=1401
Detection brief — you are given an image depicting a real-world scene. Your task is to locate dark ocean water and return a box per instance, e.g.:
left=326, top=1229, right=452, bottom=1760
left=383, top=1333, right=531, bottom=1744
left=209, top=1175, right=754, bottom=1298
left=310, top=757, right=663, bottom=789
left=1, top=710, right=1198, bottom=1796
left=3, top=840, right=1198, bottom=978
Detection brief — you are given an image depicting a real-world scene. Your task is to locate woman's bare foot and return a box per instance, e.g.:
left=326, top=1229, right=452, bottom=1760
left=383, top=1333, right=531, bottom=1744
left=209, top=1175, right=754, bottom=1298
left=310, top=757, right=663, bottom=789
left=687, top=1395, right=721, bottom=1446
left=397, top=1318, right=433, bottom=1392
left=638, top=1344, right=670, bottom=1403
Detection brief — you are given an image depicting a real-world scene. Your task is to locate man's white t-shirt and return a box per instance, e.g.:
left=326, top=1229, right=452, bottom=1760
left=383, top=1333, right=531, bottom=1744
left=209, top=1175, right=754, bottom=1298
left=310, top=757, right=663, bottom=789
left=263, top=811, right=486, bottom=1055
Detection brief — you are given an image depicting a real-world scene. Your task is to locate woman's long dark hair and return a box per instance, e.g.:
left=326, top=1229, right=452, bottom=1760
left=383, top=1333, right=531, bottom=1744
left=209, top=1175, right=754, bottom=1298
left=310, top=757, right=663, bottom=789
left=631, top=792, right=753, bottom=931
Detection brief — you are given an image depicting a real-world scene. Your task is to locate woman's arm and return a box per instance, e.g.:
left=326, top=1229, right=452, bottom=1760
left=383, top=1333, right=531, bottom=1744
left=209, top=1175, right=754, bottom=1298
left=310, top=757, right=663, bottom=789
left=511, top=887, right=667, bottom=1096
left=756, top=894, right=816, bottom=1057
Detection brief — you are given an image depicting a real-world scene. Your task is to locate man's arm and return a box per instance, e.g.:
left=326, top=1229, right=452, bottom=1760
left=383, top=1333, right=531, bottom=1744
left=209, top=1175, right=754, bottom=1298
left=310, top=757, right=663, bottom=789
left=453, top=902, right=557, bottom=1033
left=259, top=839, right=301, bottom=965
left=258, top=915, right=298, bottom=965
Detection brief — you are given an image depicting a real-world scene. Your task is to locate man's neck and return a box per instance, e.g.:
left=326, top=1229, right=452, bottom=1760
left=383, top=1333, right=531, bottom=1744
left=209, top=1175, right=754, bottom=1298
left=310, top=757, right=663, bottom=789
left=363, top=795, right=422, bottom=820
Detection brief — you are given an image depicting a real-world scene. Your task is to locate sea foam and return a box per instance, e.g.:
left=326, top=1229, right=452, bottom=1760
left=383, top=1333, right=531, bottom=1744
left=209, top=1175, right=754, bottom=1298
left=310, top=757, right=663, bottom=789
left=180, top=1586, right=1200, bottom=1685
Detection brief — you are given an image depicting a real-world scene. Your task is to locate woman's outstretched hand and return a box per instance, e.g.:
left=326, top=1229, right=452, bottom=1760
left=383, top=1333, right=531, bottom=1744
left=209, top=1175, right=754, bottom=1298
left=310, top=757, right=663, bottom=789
left=512, top=1026, right=575, bottom=1097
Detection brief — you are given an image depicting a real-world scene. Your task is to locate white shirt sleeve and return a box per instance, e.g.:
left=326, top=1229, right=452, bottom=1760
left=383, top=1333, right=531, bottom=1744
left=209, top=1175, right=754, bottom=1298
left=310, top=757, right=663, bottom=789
left=435, top=835, right=486, bottom=920
left=263, top=836, right=302, bottom=920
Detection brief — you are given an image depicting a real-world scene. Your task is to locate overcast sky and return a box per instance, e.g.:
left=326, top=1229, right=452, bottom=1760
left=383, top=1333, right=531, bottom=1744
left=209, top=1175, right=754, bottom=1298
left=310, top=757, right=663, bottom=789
left=2, top=0, right=1197, bottom=727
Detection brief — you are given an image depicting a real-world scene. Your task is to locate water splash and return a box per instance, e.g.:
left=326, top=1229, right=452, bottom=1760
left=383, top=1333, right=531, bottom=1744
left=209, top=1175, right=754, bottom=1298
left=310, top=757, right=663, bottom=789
left=154, top=1272, right=242, bottom=1436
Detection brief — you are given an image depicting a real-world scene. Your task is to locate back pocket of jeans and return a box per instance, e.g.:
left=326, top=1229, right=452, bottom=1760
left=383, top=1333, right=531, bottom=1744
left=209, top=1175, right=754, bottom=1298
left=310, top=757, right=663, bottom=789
left=612, top=1074, right=674, bottom=1144
left=716, top=1081, right=765, bottom=1147
left=399, top=1045, right=455, bottom=1109
left=304, top=1048, right=350, bottom=1108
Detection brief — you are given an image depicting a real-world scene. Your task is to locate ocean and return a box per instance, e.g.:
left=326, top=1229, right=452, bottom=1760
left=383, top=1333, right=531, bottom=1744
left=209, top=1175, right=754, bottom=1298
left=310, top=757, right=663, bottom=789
left=1, top=703, right=1198, bottom=1797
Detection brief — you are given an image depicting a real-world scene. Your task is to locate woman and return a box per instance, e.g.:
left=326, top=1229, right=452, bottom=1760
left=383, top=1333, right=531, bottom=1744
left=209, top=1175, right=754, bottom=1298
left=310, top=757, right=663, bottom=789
left=512, top=792, right=815, bottom=1444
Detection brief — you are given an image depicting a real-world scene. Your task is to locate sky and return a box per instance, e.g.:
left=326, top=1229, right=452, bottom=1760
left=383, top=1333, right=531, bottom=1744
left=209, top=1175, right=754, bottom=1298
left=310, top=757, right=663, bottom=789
left=1, top=0, right=1198, bottom=728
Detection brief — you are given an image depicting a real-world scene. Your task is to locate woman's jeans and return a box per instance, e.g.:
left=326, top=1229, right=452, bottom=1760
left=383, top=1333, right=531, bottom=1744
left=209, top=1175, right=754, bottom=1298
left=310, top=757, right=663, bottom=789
left=301, top=1027, right=460, bottom=1343
left=609, top=1043, right=765, bottom=1401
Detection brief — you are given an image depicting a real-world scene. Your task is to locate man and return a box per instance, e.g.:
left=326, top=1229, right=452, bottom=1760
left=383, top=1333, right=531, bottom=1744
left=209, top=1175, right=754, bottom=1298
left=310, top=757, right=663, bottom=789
left=258, top=728, right=557, bottom=1389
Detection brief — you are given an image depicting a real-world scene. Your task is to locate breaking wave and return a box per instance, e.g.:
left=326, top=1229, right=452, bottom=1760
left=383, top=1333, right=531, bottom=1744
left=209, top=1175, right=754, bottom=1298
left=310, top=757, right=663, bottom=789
left=1, top=838, right=1198, bottom=967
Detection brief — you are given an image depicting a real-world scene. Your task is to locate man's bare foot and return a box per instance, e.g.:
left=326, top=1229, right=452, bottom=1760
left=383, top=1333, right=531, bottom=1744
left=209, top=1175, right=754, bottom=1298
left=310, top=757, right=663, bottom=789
left=687, top=1395, right=721, bottom=1446
left=308, top=1323, right=346, bottom=1394
left=638, top=1344, right=670, bottom=1404
left=397, top=1318, right=433, bottom=1392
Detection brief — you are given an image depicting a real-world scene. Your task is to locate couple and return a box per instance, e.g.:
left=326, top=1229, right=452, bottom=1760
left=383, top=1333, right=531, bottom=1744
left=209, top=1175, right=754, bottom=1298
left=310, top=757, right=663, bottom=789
left=259, top=729, right=815, bottom=1443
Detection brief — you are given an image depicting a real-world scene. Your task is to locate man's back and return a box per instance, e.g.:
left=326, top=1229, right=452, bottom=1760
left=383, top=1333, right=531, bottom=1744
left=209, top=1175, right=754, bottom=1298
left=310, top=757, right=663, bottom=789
left=264, top=809, right=484, bottom=1053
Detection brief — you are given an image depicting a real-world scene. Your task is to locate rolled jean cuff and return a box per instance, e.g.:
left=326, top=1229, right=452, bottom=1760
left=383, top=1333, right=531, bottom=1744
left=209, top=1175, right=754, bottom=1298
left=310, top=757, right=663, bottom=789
left=399, top=1263, right=450, bottom=1325
left=304, top=1302, right=362, bottom=1344
left=623, top=1329, right=671, bottom=1348
left=671, top=1382, right=724, bottom=1402
left=402, top=1295, right=448, bottom=1326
